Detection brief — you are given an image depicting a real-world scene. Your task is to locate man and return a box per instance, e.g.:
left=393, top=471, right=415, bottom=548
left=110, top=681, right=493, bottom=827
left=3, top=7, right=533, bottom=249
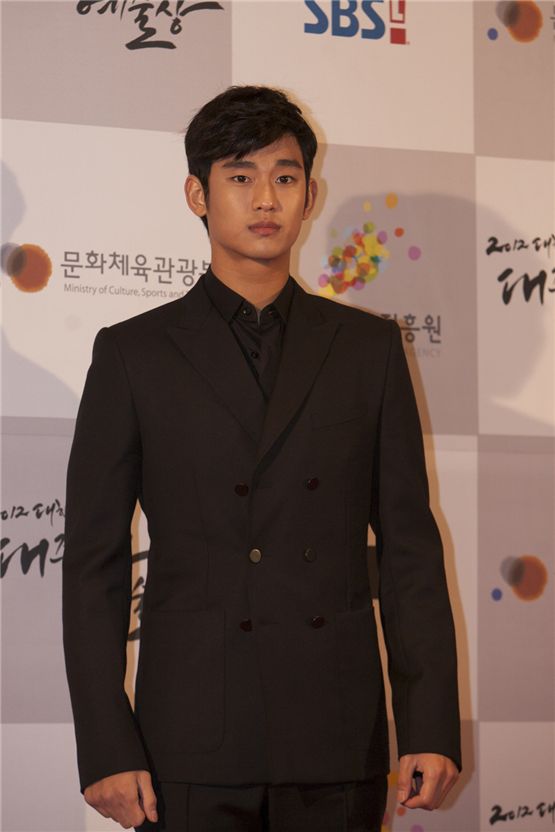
left=62, top=86, right=461, bottom=832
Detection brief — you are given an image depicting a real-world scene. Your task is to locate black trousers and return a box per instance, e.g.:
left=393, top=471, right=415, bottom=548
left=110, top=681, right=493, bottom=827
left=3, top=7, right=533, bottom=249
left=135, top=775, right=388, bottom=832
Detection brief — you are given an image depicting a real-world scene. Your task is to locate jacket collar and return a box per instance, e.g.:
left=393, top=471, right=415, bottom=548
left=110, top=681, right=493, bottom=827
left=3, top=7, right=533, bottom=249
left=167, top=271, right=338, bottom=472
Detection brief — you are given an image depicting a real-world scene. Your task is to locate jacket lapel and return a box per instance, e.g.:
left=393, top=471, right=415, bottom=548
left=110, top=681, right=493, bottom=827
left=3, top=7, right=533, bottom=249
left=167, top=276, right=266, bottom=443
left=254, top=282, right=338, bottom=469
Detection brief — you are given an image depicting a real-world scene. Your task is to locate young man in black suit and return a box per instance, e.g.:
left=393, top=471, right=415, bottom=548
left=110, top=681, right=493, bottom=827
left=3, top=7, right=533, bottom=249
left=63, top=86, right=461, bottom=832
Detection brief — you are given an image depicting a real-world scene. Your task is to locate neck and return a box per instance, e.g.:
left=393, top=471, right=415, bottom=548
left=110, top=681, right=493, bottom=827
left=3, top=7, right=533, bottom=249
left=210, top=252, right=290, bottom=310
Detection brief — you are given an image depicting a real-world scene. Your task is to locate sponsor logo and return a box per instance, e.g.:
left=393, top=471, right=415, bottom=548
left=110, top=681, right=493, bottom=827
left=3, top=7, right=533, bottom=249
left=489, top=800, right=555, bottom=824
left=0, top=499, right=65, bottom=578
left=485, top=233, right=555, bottom=305
left=488, top=1, right=544, bottom=43
left=75, top=0, right=225, bottom=51
left=2, top=241, right=209, bottom=298
left=2, top=243, right=52, bottom=293
left=491, top=554, right=549, bottom=602
left=317, top=195, right=421, bottom=296
left=304, top=0, right=408, bottom=44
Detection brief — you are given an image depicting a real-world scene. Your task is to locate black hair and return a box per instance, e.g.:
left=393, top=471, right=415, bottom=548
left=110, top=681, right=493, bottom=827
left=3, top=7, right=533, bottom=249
left=184, top=85, right=318, bottom=231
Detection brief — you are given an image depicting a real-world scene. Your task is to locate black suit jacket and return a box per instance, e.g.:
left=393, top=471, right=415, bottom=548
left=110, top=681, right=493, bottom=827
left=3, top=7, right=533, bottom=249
left=62, top=271, right=461, bottom=793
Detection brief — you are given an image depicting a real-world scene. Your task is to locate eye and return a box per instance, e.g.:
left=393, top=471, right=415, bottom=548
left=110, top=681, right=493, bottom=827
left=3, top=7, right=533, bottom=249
left=231, top=175, right=250, bottom=183
left=276, top=175, right=295, bottom=184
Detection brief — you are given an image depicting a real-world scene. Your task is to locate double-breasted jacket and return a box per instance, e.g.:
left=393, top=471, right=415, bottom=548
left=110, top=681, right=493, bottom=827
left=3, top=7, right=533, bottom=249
left=62, top=271, right=461, bottom=793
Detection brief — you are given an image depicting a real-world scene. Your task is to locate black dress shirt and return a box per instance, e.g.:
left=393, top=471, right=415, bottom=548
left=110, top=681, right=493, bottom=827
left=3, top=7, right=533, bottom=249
left=203, top=267, right=295, bottom=401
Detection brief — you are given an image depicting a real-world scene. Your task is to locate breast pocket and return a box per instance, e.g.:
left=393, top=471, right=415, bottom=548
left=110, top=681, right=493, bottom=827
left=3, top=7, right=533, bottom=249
left=135, top=606, right=225, bottom=753
left=310, top=403, right=367, bottom=429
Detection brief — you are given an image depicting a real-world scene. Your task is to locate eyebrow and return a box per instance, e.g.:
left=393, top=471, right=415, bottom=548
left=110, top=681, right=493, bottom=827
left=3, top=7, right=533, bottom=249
left=220, top=158, right=303, bottom=170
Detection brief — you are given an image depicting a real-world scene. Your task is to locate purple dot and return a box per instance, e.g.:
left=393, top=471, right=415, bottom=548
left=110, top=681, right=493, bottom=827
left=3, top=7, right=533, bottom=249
left=318, top=274, right=329, bottom=287
left=353, top=278, right=365, bottom=290
left=487, top=27, right=498, bottom=40
left=408, top=245, right=421, bottom=261
left=377, top=230, right=388, bottom=244
left=411, top=825, right=425, bottom=832
left=491, top=588, right=502, bottom=601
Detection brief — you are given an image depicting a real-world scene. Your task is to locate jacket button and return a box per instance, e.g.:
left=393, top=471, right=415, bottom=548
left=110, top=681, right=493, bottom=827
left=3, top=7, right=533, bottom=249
left=239, top=618, right=252, bottom=631
left=305, top=477, right=319, bottom=490
left=310, top=615, right=326, bottom=628
left=234, top=482, right=249, bottom=496
left=303, top=547, right=316, bottom=562
left=249, top=548, right=262, bottom=563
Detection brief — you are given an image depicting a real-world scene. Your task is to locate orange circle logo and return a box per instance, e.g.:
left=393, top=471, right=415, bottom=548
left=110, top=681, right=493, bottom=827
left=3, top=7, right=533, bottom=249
left=502, top=554, right=548, bottom=601
left=6, top=244, right=52, bottom=292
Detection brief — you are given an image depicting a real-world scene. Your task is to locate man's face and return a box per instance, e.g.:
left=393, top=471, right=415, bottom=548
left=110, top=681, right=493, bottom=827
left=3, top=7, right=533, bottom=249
left=185, top=133, right=317, bottom=270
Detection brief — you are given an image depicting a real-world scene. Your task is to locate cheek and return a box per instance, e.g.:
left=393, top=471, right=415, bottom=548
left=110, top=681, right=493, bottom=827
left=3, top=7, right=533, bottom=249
left=211, top=200, right=242, bottom=232
left=286, top=205, right=305, bottom=235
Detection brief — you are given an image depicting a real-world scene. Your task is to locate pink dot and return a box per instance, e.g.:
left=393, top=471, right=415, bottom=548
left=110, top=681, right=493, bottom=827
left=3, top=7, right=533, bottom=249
left=408, top=245, right=421, bottom=260
left=377, top=230, right=388, bottom=243
left=318, top=274, right=329, bottom=287
left=411, top=825, right=424, bottom=832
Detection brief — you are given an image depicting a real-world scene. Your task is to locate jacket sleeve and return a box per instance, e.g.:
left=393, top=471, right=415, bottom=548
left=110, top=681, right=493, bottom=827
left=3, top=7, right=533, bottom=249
left=370, top=319, right=462, bottom=771
left=62, top=326, right=149, bottom=793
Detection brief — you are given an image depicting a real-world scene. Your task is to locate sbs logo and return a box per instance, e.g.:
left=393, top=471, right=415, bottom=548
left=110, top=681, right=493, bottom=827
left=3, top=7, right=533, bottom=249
left=304, top=0, right=408, bottom=44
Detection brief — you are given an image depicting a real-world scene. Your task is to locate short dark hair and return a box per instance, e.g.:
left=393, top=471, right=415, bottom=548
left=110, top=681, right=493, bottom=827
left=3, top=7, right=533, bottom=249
left=184, top=85, right=318, bottom=231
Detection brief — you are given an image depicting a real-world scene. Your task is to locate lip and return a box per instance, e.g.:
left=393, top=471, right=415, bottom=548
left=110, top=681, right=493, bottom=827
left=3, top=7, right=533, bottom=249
left=248, top=222, right=281, bottom=236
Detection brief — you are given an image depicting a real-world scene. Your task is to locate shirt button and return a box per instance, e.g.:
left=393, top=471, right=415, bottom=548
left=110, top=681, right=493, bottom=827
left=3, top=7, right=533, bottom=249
left=239, top=618, right=252, bottom=631
left=250, top=350, right=260, bottom=359
left=310, top=615, right=326, bottom=628
left=303, top=547, right=316, bottom=562
left=305, top=477, right=319, bottom=490
left=234, top=483, right=249, bottom=496
left=249, top=548, right=262, bottom=563
left=242, top=306, right=252, bottom=316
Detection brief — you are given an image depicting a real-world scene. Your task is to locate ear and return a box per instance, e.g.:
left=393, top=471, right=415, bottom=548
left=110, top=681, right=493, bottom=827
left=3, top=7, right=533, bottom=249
left=184, top=175, right=207, bottom=218
left=302, top=178, right=318, bottom=221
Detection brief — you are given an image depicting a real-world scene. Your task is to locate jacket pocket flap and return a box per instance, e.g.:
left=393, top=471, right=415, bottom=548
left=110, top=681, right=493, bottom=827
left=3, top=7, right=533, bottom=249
left=310, top=403, right=366, bottom=429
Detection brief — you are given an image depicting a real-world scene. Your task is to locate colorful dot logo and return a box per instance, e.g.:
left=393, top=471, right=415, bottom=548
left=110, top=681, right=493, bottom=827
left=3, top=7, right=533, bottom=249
left=493, top=554, right=549, bottom=601
left=318, top=195, right=422, bottom=298
left=2, top=243, right=52, bottom=292
left=490, top=0, right=543, bottom=42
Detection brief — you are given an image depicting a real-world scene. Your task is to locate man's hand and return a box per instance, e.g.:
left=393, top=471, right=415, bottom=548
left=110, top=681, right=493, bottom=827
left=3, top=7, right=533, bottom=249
left=397, top=753, right=459, bottom=810
left=84, top=770, right=158, bottom=829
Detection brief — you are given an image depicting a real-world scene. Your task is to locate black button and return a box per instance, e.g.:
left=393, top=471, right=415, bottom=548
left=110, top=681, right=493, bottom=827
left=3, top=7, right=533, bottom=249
left=249, top=548, right=262, bottom=563
left=305, top=477, right=319, bottom=490
left=239, top=618, right=252, bottom=631
left=234, top=482, right=249, bottom=496
left=303, top=547, right=316, bottom=562
left=310, top=615, right=326, bottom=628
left=250, top=350, right=260, bottom=359
left=241, top=305, right=252, bottom=316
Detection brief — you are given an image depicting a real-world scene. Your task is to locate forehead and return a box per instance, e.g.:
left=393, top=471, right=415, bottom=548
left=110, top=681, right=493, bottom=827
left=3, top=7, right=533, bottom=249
left=215, top=134, right=303, bottom=167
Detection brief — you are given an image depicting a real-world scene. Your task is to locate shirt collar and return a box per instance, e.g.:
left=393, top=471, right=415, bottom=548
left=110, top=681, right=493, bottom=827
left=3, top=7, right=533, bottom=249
left=203, top=265, right=295, bottom=325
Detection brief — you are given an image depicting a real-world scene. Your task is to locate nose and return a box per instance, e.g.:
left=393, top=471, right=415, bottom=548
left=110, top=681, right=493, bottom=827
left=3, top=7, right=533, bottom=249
left=252, top=178, right=277, bottom=212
